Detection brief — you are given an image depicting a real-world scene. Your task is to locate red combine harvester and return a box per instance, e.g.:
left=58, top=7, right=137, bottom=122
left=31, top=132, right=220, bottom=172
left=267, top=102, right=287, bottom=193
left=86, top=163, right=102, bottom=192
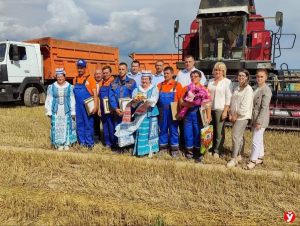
left=173, top=0, right=299, bottom=130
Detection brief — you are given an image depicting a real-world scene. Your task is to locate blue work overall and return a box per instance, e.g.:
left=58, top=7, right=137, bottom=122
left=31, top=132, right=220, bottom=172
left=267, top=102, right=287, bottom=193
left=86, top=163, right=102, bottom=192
left=184, top=105, right=203, bottom=159
left=99, top=84, right=115, bottom=148
left=158, top=82, right=179, bottom=154
left=73, top=75, right=94, bottom=146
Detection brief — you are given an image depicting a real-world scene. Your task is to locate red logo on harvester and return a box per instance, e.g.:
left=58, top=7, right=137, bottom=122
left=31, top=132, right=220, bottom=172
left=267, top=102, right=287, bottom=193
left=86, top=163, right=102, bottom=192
left=284, top=211, right=296, bottom=223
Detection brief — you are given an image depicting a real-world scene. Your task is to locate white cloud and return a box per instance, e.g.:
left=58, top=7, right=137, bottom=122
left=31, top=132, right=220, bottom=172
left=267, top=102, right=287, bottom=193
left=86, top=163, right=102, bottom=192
left=0, top=0, right=168, bottom=50
left=0, top=0, right=298, bottom=68
left=42, top=0, right=89, bottom=36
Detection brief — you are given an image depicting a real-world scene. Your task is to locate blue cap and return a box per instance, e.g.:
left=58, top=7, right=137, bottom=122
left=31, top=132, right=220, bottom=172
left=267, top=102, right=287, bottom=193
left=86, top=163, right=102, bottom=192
left=77, top=59, right=87, bottom=67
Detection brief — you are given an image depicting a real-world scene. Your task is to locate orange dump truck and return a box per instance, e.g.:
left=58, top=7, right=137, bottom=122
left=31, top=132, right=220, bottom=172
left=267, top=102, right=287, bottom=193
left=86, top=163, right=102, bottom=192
left=0, top=37, right=119, bottom=106
left=129, top=53, right=181, bottom=75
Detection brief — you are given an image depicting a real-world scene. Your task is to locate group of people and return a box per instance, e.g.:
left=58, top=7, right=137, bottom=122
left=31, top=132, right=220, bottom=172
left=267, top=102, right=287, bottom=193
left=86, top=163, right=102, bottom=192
left=45, top=55, right=272, bottom=170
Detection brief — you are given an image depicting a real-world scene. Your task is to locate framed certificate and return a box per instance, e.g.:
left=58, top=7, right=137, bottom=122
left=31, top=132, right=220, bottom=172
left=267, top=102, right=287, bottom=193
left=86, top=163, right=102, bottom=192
left=84, top=97, right=94, bottom=116
left=103, top=98, right=111, bottom=114
left=170, top=102, right=178, bottom=121
left=119, top=97, right=131, bottom=112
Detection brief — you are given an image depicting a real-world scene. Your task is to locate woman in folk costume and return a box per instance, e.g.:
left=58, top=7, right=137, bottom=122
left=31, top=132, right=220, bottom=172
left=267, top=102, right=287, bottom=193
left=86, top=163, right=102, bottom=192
left=45, top=68, right=77, bottom=151
left=115, top=71, right=160, bottom=157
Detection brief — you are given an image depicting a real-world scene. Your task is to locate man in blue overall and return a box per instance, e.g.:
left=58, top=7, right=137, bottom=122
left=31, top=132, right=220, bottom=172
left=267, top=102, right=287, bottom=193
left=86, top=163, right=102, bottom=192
left=109, top=62, right=137, bottom=153
left=73, top=59, right=98, bottom=150
left=157, top=66, right=183, bottom=159
left=98, top=66, right=115, bottom=149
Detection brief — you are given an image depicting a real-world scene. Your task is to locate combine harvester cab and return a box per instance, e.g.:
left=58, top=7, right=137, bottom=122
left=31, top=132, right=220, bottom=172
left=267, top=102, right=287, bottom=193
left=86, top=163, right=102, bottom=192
left=173, top=0, right=299, bottom=130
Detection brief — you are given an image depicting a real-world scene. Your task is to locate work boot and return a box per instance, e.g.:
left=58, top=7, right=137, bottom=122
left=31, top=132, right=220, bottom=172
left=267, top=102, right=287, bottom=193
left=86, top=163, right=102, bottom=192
left=171, top=145, right=179, bottom=159
left=185, top=147, right=193, bottom=159
left=87, top=145, right=94, bottom=151
left=195, top=155, right=204, bottom=163
left=158, top=144, right=168, bottom=156
left=79, top=143, right=86, bottom=149
left=172, top=153, right=179, bottom=159
left=193, top=147, right=202, bottom=163
left=113, top=146, right=121, bottom=154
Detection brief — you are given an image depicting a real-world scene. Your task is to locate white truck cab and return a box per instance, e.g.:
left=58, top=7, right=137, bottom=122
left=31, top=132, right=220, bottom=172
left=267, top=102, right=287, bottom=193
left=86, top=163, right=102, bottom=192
left=0, top=41, right=45, bottom=106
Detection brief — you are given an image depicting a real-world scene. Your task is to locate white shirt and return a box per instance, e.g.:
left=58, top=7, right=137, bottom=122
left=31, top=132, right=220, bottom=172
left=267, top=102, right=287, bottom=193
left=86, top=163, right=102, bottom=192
left=230, top=85, right=254, bottom=120
left=151, top=72, right=165, bottom=86
left=208, top=84, right=217, bottom=110
left=207, top=78, right=232, bottom=110
left=96, top=81, right=101, bottom=94
left=127, top=72, right=142, bottom=86
left=175, top=67, right=207, bottom=87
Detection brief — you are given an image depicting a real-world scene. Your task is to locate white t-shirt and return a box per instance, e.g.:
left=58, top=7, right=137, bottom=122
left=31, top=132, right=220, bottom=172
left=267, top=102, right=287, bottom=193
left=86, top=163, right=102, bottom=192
left=175, top=67, right=207, bottom=87
left=209, top=84, right=217, bottom=110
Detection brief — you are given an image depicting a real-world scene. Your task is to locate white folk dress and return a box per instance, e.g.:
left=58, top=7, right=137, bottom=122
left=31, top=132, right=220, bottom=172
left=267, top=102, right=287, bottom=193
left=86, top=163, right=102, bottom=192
left=45, top=82, right=77, bottom=147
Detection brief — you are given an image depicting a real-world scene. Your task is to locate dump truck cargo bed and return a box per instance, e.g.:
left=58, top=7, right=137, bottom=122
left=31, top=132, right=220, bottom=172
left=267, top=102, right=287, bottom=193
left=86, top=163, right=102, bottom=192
left=24, top=37, right=119, bottom=79
left=131, top=53, right=181, bottom=75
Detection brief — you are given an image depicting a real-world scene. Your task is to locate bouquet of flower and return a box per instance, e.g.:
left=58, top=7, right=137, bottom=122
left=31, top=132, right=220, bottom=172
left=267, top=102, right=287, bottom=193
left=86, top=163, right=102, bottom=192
left=177, top=83, right=211, bottom=119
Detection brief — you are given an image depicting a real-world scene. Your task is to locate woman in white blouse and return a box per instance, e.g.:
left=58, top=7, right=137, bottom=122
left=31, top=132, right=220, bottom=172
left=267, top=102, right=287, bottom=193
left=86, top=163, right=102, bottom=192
left=227, top=69, right=253, bottom=167
left=45, top=68, right=77, bottom=151
left=207, top=62, right=232, bottom=158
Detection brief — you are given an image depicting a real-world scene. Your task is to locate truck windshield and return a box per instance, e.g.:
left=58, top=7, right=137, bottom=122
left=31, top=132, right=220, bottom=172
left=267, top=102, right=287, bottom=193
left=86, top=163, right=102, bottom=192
left=0, top=44, right=6, bottom=62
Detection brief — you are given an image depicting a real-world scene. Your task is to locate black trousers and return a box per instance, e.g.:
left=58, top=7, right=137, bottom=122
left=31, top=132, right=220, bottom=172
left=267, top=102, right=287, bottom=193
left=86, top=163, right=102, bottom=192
left=178, top=120, right=185, bottom=147
left=93, top=114, right=101, bottom=143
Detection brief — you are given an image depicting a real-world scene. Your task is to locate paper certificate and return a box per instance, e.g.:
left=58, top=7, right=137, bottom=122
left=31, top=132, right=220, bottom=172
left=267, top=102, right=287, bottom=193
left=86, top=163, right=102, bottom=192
left=170, top=102, right=178, bottom=121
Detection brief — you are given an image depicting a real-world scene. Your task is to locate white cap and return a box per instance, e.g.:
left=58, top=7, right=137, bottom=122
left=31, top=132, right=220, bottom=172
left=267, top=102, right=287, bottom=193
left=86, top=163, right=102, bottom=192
left=55, top=68, right=66, bottom=76
left=141, top=70, right=152, bottom=79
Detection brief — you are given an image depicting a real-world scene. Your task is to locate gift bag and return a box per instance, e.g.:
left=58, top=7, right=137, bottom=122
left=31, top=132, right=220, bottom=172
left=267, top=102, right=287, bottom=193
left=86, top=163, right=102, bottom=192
left=200, top=125, right=213, bottom=154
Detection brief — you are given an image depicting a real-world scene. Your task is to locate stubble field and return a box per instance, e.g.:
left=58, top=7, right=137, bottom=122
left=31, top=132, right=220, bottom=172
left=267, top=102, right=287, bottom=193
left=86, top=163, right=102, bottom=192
left=0, top=105, right=299, bottom=225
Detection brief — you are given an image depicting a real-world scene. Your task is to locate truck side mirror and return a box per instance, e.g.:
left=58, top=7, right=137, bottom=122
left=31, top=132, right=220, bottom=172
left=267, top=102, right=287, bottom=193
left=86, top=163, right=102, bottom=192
left=174, top=20, right=179, bottom=33
left=12, top=44, right=19, bottom=61
left=276, top=11, right=283, bottom=27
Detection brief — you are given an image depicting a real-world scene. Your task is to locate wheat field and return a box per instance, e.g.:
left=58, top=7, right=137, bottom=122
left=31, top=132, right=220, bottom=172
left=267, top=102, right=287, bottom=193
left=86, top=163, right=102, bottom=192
left=0, top=105, right=299, bottom=225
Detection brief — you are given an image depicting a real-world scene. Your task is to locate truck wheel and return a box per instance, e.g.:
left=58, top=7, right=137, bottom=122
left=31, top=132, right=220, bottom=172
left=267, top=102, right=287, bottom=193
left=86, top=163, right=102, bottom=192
left=24, top=87, right=40, bottom=107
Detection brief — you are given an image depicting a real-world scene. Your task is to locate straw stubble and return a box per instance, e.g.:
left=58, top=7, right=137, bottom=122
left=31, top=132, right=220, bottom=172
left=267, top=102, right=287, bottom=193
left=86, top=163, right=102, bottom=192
left=0, top=106, right=299, bottom=225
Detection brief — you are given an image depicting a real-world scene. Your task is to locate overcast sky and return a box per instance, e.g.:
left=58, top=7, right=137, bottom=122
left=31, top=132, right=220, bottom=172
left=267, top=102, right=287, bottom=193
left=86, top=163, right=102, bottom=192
left=0, top=0, right=298, bottom=69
